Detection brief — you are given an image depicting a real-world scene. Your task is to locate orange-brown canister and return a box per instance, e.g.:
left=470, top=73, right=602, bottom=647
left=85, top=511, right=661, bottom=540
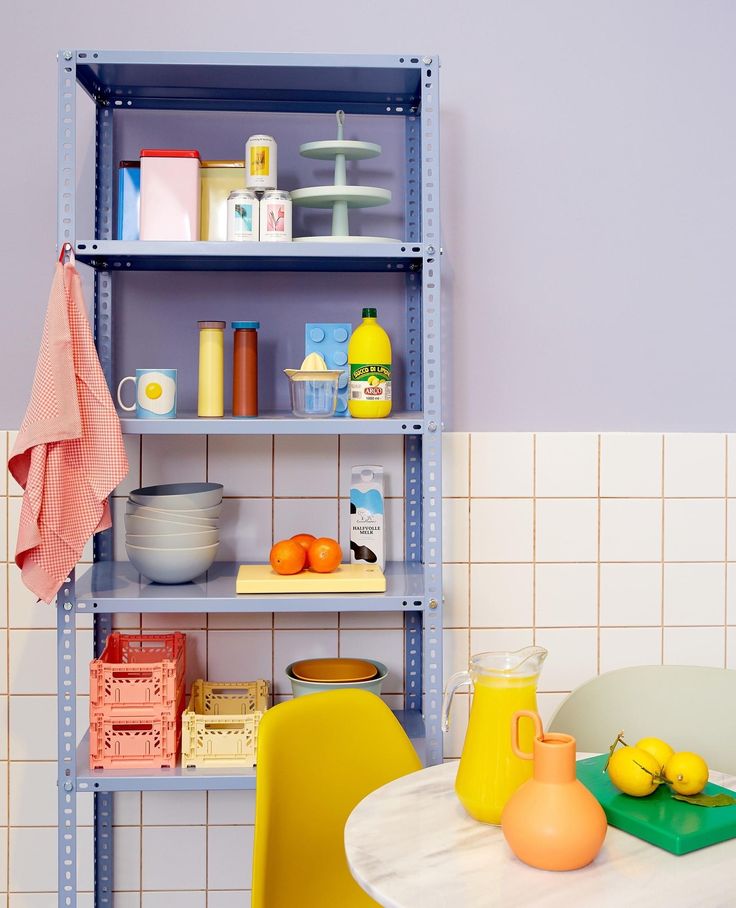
left=232, top=321, right=259, bottom=417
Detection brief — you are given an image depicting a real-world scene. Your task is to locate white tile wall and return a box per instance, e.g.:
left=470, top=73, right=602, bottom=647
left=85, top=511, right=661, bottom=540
left=599, top=562, right=662, bottom=626
left=664, top=434, right=726, bottom=498
left=535, top=433, right=598, bottom=497
left=273, top=435, right=338, bottom=496
left=600, top=498, right=662, bottom=562
left=535, top=499, right=597, bottom=562
left=599, top=433, right=662, bottom=497
left=470, top=499, right=533, bottom=562
left=535, top=563, right=597, bottom=627
left=664, top=499, right=726, bottom=561
left=207, top=434, right=273, bottom=497
left=470, top=433, right=534, bottom=497
left=470, top=564, right=533, bottom=628
left=3, top=429, right=736, bottom=903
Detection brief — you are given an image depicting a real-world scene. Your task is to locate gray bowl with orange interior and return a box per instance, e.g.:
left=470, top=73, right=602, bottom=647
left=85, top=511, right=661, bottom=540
left=285, top=659, right=388, bottom=697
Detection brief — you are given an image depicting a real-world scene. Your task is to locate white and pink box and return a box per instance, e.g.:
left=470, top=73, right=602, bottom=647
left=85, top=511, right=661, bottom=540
left=140, top=149, right=201, bottom=240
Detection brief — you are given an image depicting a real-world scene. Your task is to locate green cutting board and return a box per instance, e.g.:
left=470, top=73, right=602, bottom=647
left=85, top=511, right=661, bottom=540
left=576, top=754, right=736, bottom=855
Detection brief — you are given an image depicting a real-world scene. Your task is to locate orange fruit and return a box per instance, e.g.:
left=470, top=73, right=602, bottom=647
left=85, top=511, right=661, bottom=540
left=307, top=537, right=342, bottom=573
left=291, top=533, right=317, bottom=566
left=269, top=539, right=306, bottom=575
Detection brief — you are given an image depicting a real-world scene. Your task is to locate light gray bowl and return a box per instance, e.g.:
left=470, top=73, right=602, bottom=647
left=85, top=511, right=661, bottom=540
left=129, top=482, right=224, bottom=510
left=126, top=529, right=219, bottom=549
left=125, top=513, right=220, bottom=535
left=285, top=660, right=388, bottom=698
left=125, top=503, right=220, bottom=525
left=126, top=542, right=219, bottom=584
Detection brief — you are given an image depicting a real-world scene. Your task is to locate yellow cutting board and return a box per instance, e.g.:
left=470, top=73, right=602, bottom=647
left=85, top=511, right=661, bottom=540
left=236, top=563, right=387, bottom=594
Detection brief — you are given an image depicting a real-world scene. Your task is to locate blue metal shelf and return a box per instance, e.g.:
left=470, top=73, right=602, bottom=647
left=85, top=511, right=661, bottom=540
left=120, top=413, right=426, bottom=435
left=75, top=708, right=425, bottom=791
left=74, top=241, right=424, bottom=272
left=58, top=48, right=442, bottom=907
left=72, top=51, right=425, bottom=114
left=74, top=561, right=428, bottom=613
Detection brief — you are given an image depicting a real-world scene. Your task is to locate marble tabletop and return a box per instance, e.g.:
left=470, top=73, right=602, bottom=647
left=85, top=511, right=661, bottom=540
left=345, top=759, right=736, bottom=908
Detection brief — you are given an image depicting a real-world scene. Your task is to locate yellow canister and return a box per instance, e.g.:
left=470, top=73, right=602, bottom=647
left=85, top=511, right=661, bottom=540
left=197, top=321, right=226, bottom=417
left=200, top=161, right=246, bottom=241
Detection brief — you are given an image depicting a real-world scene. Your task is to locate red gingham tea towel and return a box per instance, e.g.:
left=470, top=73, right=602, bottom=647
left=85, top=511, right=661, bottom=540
left=8, top=258, right=129, bottom=603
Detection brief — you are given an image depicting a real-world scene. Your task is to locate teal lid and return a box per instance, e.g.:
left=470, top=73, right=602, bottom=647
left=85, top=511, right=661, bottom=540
left=231, top=321, right=260, bottom=330
left=362, top=308, right=377, bottom=318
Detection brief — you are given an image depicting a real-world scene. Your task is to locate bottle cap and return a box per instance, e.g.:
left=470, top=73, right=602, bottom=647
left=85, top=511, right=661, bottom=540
left=231, top=321, right=260, bottom=330
left=362, top=307, right=377, bottom=318
left=198, top=321, right=226, bottom=329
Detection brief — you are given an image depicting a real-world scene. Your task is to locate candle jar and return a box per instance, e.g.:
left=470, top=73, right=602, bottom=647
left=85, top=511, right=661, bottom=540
left=197, top=321, right=226, bottom=417
left=232, top=321, right=259, bottom=417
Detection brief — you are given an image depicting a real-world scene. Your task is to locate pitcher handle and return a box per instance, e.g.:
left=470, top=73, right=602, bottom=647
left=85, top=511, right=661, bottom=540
left=511, top=710, right=544, bottom=760
left=441, top=670, right=471, bottom=733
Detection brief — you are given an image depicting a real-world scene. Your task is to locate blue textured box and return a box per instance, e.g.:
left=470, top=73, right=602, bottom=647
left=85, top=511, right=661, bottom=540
left=305, top=323, right=352, bottom=417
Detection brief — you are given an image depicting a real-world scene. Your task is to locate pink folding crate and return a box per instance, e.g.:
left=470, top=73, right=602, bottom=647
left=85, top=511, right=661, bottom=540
left=90, top=632, right=186, bottom=719
left=89, top=692, right=184, bottom=769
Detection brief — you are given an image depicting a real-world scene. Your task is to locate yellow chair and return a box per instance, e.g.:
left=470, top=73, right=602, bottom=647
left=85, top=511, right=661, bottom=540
left=251, top=689, right=422, bottom=907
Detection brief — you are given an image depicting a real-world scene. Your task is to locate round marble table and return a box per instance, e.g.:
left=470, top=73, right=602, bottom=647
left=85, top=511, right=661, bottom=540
left=345, top=760, right=736, bottom=908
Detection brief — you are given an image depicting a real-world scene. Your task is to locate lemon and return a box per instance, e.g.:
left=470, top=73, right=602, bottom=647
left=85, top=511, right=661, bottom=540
left=665, top=752, right=709, bottom=796
left=635, top=736, right=674, bottom=771
left=607, top=746, right=661, bottom=797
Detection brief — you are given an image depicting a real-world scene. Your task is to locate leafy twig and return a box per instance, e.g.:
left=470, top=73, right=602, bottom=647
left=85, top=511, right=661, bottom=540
left=603, top=731, right=628, bottom=772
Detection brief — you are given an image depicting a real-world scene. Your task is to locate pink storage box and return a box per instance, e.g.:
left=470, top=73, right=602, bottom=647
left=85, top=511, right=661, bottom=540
left=89, top=631, right=186, bottom=718
left=89, top=686, right=185, bottom=769
left=140, top=149, right=201, bottom=240
left=89, top=632, right=186, bottom=769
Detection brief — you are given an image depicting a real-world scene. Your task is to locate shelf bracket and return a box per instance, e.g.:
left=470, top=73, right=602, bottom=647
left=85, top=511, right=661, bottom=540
left=404, top=610, right=422, bottom=714
left=57, top=573, right=78, bottom=908
left=57, top=52, right=76, bottom=256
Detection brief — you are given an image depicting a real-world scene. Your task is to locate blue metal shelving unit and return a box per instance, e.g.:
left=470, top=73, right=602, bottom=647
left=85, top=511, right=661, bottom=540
left=57, top=50, right=441, bottom=908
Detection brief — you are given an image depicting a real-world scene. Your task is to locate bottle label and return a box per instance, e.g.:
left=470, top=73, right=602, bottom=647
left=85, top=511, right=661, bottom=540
left=350, top=364, right=392, bottom=402
left=266, top=203, right=285, bottom=233
left=235, top=203, right=254, bottom=232
left=250, top=146, right=269, bottom=176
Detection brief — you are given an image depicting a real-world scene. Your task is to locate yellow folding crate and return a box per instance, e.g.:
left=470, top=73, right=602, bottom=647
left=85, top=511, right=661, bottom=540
left=182, top=679, right=270, bottom=768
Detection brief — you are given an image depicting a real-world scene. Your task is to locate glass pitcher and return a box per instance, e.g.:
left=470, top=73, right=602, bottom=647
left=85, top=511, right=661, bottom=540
left=442, top=646, right=547, bottom=825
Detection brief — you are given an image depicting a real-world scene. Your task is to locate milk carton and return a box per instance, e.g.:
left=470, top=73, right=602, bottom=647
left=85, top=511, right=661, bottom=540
left=350, top=465, right=385, bottom=570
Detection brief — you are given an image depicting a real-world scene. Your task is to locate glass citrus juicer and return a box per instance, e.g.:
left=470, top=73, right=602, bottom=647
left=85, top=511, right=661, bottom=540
left=442, top=646, right=548, bottom=825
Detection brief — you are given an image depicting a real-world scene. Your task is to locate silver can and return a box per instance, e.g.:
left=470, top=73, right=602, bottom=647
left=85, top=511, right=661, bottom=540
left=260, top=190, right=292, bottom=242
left=245, top=134, right=277, bottom=190
left=226, top=190, right=259, bottom=241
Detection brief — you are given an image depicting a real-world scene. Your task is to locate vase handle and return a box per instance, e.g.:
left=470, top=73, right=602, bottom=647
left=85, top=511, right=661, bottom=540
left=441, top=670, right=471, bottom=733
left=511, top=709, right=544, bottom=760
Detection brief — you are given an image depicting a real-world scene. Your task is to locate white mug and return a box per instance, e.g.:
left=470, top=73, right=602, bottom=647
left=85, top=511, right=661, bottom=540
left=117, top=369, right=177, bottom=419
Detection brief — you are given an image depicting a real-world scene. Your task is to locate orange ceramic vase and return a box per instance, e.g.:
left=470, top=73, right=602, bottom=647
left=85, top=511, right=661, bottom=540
left=501, top=710, right=608, bottom=871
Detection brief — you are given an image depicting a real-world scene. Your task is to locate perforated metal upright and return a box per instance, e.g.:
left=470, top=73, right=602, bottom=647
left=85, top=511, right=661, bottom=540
left=57, top=51, right=442, bottom=908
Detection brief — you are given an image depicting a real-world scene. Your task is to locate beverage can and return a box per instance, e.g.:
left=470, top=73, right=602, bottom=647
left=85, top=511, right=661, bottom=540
left=245, top=134, right=277, bottom=190
left=260, top=190, right=292, bottom=242
left=226, top=190, right=259, bottom=241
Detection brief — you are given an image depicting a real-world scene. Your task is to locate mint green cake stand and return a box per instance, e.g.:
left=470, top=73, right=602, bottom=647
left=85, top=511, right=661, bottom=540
left=292, top=110, right=396, bottom=243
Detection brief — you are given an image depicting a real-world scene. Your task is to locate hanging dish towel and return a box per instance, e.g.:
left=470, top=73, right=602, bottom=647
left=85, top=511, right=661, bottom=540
left=8, top=253, right=129, bottom=602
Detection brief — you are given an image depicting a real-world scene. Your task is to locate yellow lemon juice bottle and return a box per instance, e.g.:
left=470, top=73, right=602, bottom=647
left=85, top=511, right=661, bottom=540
left=348, top=308, right=392, bottom=418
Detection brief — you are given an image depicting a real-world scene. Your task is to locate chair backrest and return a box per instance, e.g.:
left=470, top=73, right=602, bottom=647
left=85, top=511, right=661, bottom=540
left=251, top=689, right=422, bottom=908
left=548, top=665, right=736, bottom=775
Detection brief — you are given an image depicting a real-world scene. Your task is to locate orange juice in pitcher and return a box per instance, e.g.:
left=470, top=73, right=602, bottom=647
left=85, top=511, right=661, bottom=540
left=442, top=647, right=547, bottom=824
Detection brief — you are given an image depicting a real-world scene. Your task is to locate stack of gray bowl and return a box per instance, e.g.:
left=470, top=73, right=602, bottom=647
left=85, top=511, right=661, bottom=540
left=124, top=482, right=223, bottom=583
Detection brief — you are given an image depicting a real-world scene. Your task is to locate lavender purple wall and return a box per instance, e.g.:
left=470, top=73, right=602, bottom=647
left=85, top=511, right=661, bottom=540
left=3, top=1, right=736, bottom=430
